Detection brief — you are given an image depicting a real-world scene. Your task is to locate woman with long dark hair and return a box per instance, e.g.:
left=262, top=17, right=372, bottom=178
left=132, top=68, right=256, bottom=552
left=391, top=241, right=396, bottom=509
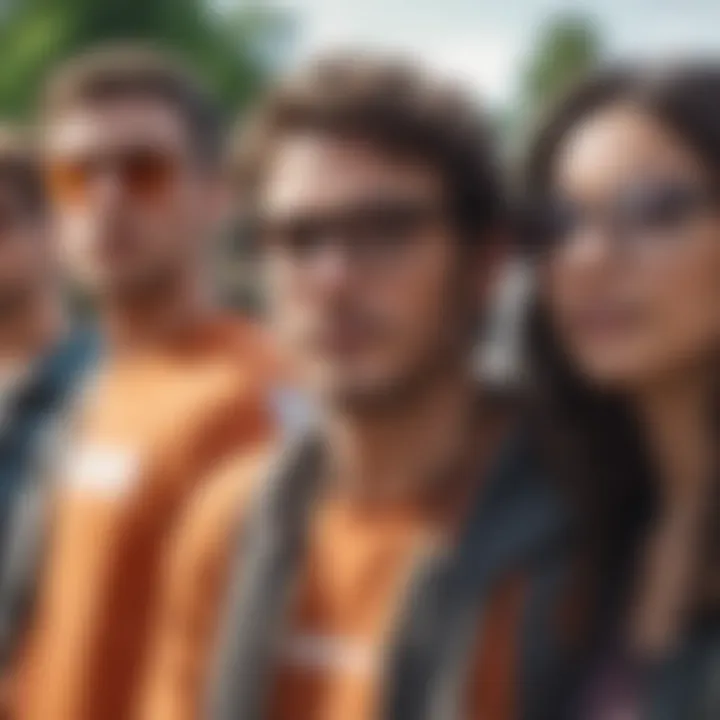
left=523, top=64, right=719, bottom=719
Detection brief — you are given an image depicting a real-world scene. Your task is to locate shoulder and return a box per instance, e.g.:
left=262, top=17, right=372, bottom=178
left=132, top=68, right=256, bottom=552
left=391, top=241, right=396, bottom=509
left=167, top=448, right=272, bottom=585
left=208, top=315, right=314, bottom=439
left=215, top=315, right=281, bottom=380
left=200, top=315, right=284, bottom=412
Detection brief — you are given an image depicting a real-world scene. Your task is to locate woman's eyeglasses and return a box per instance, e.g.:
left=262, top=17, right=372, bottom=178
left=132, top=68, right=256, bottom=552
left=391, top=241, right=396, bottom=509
left=520, top=180, right=718, bottom=258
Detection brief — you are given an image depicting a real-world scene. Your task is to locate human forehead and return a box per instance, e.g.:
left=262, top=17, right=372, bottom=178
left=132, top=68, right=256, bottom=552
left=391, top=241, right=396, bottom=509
left=259, top=133, right=444, bottom=218
left=43, top=97, right=191, bottom=159
left=553, top=104, right=707, bottom=200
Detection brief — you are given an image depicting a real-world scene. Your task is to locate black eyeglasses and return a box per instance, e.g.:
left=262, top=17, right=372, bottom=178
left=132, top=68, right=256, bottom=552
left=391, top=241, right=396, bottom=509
left=253, top=196, right=446, bottom=269
left=520, top=179, right=718, bottom=258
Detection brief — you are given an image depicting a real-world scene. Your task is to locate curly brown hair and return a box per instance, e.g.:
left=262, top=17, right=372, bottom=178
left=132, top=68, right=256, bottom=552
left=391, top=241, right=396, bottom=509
left=232, top=52, right=505, bottom=245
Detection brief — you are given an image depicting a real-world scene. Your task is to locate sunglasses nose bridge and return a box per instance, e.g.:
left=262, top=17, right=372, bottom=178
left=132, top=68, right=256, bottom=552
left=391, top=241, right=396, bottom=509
left=563, top=219, right=617, bottom=267
left=89, top=166, right=127, bottom=209
left=306, top=238, right=356, bottom=283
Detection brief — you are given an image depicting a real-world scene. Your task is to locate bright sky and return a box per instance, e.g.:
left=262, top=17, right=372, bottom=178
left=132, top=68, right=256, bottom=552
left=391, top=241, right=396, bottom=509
left=267, top=0, right=720, bottom=108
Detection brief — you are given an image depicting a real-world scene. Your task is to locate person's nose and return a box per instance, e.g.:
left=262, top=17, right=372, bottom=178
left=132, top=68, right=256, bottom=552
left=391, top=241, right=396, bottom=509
left=89, top=170, right=125, bottom=217
left=562, top=223, right=615, bottom=272
left=308, top=240, right=355, bottom=294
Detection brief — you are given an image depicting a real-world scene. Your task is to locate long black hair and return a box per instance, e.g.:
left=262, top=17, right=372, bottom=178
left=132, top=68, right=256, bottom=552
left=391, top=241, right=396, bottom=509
left=523, top=63, right=720, bottom=611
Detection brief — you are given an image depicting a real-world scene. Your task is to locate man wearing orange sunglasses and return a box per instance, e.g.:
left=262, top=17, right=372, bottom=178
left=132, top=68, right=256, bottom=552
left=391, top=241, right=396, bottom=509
left=9, top=45, right=279, bottom=720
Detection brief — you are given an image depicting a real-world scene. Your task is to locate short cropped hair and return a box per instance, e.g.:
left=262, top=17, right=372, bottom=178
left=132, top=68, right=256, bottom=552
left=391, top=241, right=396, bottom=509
left=232, top=53, right=505, bottom=244
left=0, top=127, right=45, bottom=215
left=40, top=44, right=223, bottom=164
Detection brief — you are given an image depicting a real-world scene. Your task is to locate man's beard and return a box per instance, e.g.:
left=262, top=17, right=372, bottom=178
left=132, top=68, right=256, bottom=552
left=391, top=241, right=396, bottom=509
left=103, top=261, right=182, bottom=307
left=323, top=332, right=470, bottom=421
left=315, top=290, right=479, bottom=419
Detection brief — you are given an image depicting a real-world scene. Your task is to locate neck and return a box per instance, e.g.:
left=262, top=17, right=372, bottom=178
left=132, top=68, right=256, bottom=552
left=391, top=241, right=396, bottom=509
left=632, top=363, right=715, bottom=513
left=0, top=285, right=65, bottom=370
left=103, top=268, right=214, bottom=354
left=323, top=369, right=486, bottom=506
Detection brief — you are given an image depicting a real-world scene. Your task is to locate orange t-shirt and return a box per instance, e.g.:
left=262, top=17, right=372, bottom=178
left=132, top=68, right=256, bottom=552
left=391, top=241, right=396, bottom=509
left=140, top=455, right=527, bottom=720
left=13, top=315, right=277, bottom=720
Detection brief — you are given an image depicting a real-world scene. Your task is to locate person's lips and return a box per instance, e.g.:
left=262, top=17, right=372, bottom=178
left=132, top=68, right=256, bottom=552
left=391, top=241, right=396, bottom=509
left=567, top=301, right=645, bottom=342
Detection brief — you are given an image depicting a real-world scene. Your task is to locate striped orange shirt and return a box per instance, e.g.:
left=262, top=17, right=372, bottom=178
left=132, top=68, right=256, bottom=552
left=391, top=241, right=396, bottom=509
left=140, top=455, right=528, bottom=720
left=13, top=314, right=278, bottom=720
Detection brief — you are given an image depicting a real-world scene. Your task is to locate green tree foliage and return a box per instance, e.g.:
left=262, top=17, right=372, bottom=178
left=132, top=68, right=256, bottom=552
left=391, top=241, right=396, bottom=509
left=0, top=0, right=292, bottom=118
left=522, top=14, right=603, bottom=118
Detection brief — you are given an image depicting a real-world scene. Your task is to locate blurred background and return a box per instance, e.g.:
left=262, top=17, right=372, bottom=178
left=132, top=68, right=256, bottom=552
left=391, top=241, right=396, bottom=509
left=5, top=1, right=719, bottom=136
left=1, top=0, right=717, bottom=373
left=5, top=0, right=719, bottom=120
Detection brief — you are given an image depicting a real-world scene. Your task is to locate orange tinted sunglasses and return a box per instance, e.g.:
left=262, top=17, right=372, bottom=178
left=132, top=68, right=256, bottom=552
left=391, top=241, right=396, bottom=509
left=46, top=147, right=182, bottom=207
